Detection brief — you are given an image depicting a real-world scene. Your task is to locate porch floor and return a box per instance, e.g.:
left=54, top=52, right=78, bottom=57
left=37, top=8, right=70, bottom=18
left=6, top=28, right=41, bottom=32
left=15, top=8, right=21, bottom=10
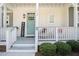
left=14, top=37, right=35, bottom=44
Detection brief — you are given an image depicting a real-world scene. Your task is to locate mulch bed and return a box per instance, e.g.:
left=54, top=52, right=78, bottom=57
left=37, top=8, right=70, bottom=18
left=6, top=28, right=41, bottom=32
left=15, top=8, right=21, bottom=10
left=70, top=52, right=79, bottom=56
left=0, top=45, right=6, bottom=52
left=35, top=52, right=42, bottom=56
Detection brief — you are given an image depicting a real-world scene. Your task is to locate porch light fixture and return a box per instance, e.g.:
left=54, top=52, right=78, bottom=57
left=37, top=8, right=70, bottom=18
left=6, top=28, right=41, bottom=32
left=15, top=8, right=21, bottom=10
left=23, top=13, right=25, bottom=19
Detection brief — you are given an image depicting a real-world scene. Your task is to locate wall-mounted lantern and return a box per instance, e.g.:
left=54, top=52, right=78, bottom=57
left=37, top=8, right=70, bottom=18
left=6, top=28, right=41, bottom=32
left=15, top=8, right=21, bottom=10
left=23, top=13, right=25, bottom=19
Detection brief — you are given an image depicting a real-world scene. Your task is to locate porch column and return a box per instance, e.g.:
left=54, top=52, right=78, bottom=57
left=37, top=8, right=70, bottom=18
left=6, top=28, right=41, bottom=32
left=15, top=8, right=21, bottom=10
left=3, top=4, right=7, bottom=28
left=74, top=3, right=78, bottom=27
left=0, top=4, right=3, bottom=28
left=35, top=2, right=39, bottom=52
left=74, top=3, right=78, bottom=40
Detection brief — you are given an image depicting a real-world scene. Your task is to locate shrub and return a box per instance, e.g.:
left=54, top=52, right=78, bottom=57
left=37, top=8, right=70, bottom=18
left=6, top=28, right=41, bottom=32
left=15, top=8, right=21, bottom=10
left=39, top=43, right=56, bottom=56
left=55, top=42, right=71, bottom=56
left=67, top=40, right=79, bottom=52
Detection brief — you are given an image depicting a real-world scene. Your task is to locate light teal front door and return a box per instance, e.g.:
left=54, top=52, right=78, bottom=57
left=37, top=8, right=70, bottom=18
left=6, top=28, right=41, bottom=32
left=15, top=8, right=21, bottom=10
left=27, top=13, right=35, bottom=35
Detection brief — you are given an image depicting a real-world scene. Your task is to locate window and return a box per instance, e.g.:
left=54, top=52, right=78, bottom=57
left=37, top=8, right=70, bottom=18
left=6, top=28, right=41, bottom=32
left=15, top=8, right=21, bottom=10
left=27, top=13, right=35, bottom=20
left=49, top=15, right=54, bottom=23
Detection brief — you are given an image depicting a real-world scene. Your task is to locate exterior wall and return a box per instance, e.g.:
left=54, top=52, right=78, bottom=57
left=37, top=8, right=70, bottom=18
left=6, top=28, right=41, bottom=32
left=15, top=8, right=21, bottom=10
left=39, top=4, right=69, bottom=27
left=0, top=7, right=2, bottom=27
left=7, top=4, right=36, bottom=36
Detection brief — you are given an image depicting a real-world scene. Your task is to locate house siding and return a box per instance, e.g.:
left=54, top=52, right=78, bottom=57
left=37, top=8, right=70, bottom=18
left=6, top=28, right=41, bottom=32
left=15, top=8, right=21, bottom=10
left=39, top=4, right=69, bottom=27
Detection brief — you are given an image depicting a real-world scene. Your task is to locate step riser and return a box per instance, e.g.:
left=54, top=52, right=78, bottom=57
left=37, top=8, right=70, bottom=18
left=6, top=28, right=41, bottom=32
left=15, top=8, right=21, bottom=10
left=8, top=50, right=35, bottom=52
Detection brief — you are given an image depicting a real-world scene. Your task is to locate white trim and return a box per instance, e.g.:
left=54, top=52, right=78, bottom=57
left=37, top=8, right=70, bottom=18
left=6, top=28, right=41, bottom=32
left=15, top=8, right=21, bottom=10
left=67, top=6, right=69, bottom=27
left=3, top=4, right=7, bottom=27
left=35, top=2, right=39, bottom=52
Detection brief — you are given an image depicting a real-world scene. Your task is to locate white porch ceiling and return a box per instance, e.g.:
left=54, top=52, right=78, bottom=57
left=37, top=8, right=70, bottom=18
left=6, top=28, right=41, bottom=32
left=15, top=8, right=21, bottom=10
left=6, top=3, right=36, bottom=7
left=6, top=3, right=73, bottom=7
left=39, top=3, right=72, bottom=7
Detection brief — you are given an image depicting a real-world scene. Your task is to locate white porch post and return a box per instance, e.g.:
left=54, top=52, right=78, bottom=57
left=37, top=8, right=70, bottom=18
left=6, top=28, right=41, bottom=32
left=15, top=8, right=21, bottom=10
left=3, top=4, right=7, bottom=28
left=0, top=5, right=2, bottom=28
left=74, top=3, right=78, bottom=41
left=35, top=2, right=39, bottom=52
left=56, top=28, right=58, bottom=41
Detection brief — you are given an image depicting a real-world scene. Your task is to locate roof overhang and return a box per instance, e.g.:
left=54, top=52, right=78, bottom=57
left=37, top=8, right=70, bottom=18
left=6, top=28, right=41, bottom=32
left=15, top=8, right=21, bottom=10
left=0, top=0, right=79, bottom=3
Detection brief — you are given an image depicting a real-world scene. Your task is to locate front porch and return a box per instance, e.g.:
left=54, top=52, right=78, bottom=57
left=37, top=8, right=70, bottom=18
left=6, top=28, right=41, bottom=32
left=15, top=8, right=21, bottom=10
left=37, top=3, right=79, bottom=44
left=0, top=3, right=79, bottom=56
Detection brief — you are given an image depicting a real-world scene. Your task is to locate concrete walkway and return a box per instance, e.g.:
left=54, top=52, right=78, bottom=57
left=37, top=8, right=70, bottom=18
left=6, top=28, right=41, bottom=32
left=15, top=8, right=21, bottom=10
left=0, top=52, right=35, bottom=56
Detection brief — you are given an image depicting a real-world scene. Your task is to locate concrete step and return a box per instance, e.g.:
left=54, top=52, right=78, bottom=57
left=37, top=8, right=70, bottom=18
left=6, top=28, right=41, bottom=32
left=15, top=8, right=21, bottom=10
left=8, top=49, right=35, bottom=52
left=16, top=37, right=35, bottom=44
left=8, top=44, right=35, bottom=52
left=13, top=44, right=35, bottom=47
left=11, top=46, right=35, bottom=50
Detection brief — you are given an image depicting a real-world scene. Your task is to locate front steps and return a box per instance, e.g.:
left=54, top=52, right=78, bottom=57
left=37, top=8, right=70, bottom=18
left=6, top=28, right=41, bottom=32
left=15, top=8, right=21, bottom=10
left=8, top=44, right=35, bottom=52
left=0, top=43, right=36, bottom=56
left=6, top=37, right=36, bottom=56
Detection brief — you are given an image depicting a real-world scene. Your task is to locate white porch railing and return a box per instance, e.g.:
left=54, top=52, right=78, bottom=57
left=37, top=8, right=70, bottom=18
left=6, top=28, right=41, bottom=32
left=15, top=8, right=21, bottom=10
left=38, top=27, right=78, bottom=41
left=0, top=27, right=17, bottom=52
left=6, top=27, right=17, bottom=51
left=0, top=28, right=6, bottom=41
